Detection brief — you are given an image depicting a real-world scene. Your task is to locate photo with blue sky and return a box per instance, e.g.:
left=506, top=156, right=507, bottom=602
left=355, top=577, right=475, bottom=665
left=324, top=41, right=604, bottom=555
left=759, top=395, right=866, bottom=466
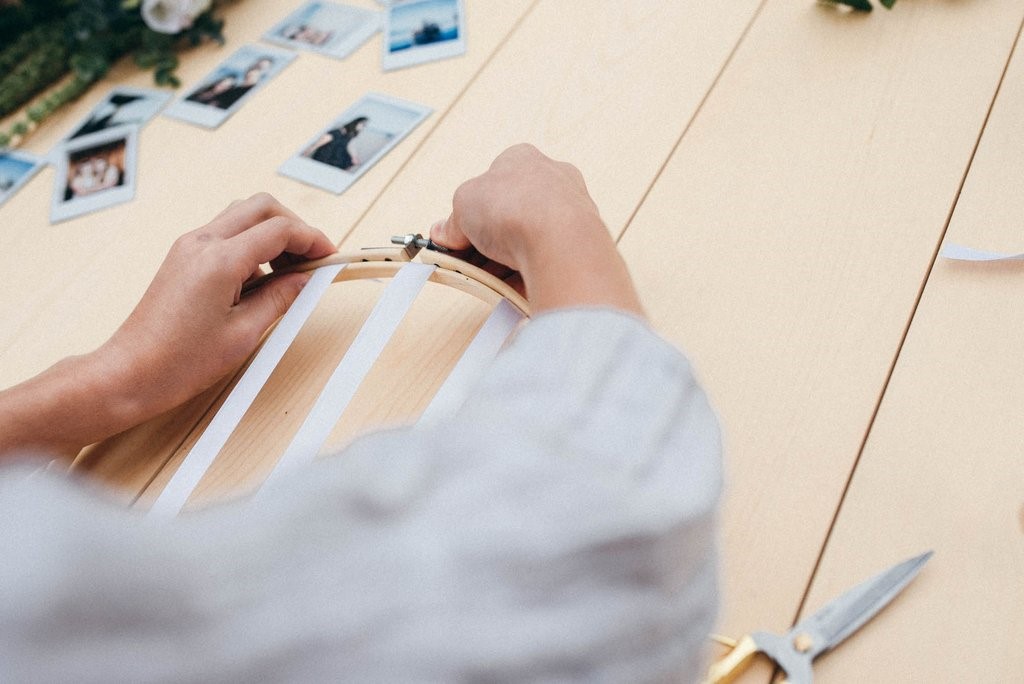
left=0, top=154, right=36, bottom=193
left=389, top=0, right=459, bottom=52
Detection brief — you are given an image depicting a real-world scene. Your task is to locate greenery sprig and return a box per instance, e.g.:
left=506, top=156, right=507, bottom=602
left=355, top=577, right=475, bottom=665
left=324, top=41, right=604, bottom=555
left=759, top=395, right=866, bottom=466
left=0, top=0, right=229, bottom=149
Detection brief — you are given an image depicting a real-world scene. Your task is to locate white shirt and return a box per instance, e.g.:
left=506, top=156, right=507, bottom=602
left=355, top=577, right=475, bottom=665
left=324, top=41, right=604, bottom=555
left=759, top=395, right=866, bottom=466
left=0, top=309, right=722, bottom=683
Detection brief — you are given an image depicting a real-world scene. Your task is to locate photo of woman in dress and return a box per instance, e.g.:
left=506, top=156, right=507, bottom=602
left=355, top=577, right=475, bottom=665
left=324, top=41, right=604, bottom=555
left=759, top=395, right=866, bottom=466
left=303, top=116, right=368, bottom=171
left=278, top=93, right=430, bottom=195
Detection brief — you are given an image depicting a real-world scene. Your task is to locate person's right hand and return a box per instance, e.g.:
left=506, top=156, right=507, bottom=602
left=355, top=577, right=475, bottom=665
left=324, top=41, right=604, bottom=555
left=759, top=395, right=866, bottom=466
left=430, top=144, right=644, bottom=317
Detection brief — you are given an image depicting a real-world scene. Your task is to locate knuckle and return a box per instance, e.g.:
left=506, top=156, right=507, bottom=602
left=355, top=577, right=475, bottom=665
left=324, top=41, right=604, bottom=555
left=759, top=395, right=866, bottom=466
left=508, top=142, right=539, bottom=157
left=452, top=179, right=476, bottom=208
left=173, top=229, right=207, bottom=254
left=246, top=192, right=279, bottom=215
left=248, top=191, right=276, bottom=205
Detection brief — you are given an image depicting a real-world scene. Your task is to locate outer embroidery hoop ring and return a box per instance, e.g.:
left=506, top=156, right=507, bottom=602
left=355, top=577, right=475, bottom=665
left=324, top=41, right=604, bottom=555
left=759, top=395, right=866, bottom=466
left=249, top=245, right=531, bottom=316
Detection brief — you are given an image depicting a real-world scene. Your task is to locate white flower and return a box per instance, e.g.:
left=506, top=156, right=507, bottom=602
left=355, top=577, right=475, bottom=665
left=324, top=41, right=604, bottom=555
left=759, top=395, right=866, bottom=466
left=141, top=0, right=212, bottom=35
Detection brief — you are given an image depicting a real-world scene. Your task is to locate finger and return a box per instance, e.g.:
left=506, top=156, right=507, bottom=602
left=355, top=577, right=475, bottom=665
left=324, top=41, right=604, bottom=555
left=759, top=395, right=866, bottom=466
left=228, top=216, right=337, bottom=280
left=429, top=216, right=472, bottom=252
left=505, top=272, right=526, bottom=298
left=244, top=265, right=267, bottom=283
left=233, top=272, right=312, bottom=343
left=479, top=259, right=517, bottom=281
left=269, top=251, right=311, bottom=271
left=202, top=193, right=308, bottom=239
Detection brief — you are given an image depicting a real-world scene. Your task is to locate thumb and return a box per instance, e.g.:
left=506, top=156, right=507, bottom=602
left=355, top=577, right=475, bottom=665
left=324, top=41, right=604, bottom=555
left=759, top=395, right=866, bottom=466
left=235, top=272, right=311, bottom=332
left=430, top=216, right=472, bottom=251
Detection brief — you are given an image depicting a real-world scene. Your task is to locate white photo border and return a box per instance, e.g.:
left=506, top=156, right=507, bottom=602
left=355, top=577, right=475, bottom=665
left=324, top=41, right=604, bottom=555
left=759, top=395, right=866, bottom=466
left=50, top=125, right=139, bottom=224
left=262, top=1, right=382, bottom=61
left=62, top=85, right=173, bottom=144
left=278, top=92, right=432, bottom=194
left=382, top=0, right=466, bottom=72
left=163, top=44, right=297, bottom=129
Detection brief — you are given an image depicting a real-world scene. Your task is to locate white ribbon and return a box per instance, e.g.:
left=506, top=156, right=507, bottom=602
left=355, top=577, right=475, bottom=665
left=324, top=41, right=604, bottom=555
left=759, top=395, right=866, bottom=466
left=149, top=263, right=346, bottom=517
left=262, top=262, right=436, bottom=486
left=418, top=298, right=522, bottom=426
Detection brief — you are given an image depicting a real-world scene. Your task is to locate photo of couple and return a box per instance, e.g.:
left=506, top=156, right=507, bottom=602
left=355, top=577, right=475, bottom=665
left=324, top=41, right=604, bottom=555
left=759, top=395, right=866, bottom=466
left=64, top=141, right=126, bottom=201
left=163, top=44, right=295, bottom=129
left=185, top=57, right=276, bottom=111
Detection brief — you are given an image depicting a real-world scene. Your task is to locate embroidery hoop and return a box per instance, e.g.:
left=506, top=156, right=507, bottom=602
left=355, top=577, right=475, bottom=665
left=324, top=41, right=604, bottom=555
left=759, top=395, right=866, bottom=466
left=145, top=239, right=531, bottom=516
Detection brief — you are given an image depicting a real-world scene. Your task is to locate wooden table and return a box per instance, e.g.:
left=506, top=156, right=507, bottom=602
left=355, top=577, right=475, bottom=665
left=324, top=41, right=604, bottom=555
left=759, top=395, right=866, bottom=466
left=1, top=1, right=1021, bottom=680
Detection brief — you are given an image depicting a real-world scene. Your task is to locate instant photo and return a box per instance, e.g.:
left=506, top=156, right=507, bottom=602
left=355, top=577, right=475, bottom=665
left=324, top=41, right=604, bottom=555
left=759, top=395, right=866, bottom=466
left=50, top=125, right=138, bottom=223
left=163, top=44, right=296, bottom=129
left=64, top=86, right=172, bottom=141
left=0, top=150, right=45, bottom=209
left=279, top=93, right=431, bottom=194
left=382, top=0, right=465, bottom=71
left=263, top=1, right=381, bottom=60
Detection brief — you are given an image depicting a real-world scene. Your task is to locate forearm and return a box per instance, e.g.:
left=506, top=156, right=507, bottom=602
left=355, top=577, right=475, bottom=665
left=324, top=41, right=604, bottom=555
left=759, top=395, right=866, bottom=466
left=517, top=216, right=644, bottom=317
left=0, top=348, right=142, bottom=460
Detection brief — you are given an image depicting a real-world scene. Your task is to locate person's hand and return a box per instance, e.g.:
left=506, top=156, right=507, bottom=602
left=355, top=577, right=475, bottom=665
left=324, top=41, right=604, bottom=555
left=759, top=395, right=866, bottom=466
left=430, top=144, right=644, bottom=317
left=0, top=194, right=336, bottom=460
left=105, top=193, right=337, bottom=417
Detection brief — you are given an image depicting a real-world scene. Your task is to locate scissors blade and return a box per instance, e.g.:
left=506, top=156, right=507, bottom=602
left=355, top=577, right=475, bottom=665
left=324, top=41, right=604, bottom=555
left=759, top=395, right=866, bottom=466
left=793, top=550, right=932, bottom=658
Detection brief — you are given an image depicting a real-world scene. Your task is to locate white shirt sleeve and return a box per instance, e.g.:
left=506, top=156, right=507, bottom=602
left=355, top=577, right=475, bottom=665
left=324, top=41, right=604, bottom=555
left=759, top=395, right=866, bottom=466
left=0, top=308, right=722, bottom=683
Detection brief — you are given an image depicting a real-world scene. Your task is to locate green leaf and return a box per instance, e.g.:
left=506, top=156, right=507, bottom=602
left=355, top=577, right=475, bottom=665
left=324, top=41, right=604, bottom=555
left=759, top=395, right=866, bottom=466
left=824, top=0, right=874, bottom=11
left=879, top=0, right=896, bottom=8
left=26, top=104, right=47, bottom=121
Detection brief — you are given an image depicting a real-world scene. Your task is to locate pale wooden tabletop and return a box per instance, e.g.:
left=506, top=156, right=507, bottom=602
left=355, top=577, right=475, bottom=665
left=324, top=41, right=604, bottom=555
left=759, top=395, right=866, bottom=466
left=1, top=1, right=1021, bottom=681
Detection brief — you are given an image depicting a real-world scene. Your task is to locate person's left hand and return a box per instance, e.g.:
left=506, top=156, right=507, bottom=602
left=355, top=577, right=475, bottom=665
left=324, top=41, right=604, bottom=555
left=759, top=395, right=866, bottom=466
left=0, top=194, right=337, bottom=460
left=102, top=193, right=337, bottom=422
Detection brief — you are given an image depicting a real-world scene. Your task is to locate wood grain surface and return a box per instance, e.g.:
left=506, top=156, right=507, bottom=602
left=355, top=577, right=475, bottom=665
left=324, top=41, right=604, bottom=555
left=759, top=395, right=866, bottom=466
left=1, top=1, right=1021, bottom=681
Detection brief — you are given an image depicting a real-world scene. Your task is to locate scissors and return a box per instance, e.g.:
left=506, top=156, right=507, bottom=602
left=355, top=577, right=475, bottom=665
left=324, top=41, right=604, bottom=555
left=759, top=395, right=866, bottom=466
left=703, top=551, right=932, bottom=683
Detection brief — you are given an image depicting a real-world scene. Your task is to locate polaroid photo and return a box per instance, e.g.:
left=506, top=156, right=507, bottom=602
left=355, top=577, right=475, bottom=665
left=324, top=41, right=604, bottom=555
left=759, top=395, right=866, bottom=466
left=64, top=86, right=172, bottom=142
left=263, top=1, right=381, bottom=60
left=163, top=44, right=296, bottom=129
left=0, top=149, right=46, bottom=209
left=382, top=0, right=466, bottom=71
left=279, top=92, right=431, bottom=194
left=50, top=125, right=138, bottom=223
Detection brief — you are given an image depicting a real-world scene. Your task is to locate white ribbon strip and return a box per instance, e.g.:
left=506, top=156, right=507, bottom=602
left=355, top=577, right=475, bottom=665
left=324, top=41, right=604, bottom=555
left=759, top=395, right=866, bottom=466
left=417, top=298, right=523, bottom=426
left=149, top=263, right=346, bottom=517
left=263, top=262, right=436, bottom=486
left=940, top=243, right=1024, bottom=262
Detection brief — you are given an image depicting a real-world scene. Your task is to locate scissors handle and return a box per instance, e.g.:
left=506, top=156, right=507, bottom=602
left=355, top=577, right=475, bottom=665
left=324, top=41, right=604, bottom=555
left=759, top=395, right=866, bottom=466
left=703, top=634, right=761, bottom=684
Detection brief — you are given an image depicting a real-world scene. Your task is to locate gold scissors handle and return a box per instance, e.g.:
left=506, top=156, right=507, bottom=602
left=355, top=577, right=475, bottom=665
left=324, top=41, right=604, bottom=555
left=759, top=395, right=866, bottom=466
left=702, top=634, right=761, bottom=684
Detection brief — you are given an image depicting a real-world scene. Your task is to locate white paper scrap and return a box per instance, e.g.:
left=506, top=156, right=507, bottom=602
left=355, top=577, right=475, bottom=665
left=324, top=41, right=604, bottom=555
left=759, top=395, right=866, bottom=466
left=940, top=243, right=1024, bottom=262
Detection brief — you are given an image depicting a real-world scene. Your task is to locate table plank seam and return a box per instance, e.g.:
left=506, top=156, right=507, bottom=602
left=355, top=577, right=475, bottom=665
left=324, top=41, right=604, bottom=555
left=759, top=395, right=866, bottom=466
left=614, top=0, right=769, bottom=248
left=784, top=7, right=1024, bottom=632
